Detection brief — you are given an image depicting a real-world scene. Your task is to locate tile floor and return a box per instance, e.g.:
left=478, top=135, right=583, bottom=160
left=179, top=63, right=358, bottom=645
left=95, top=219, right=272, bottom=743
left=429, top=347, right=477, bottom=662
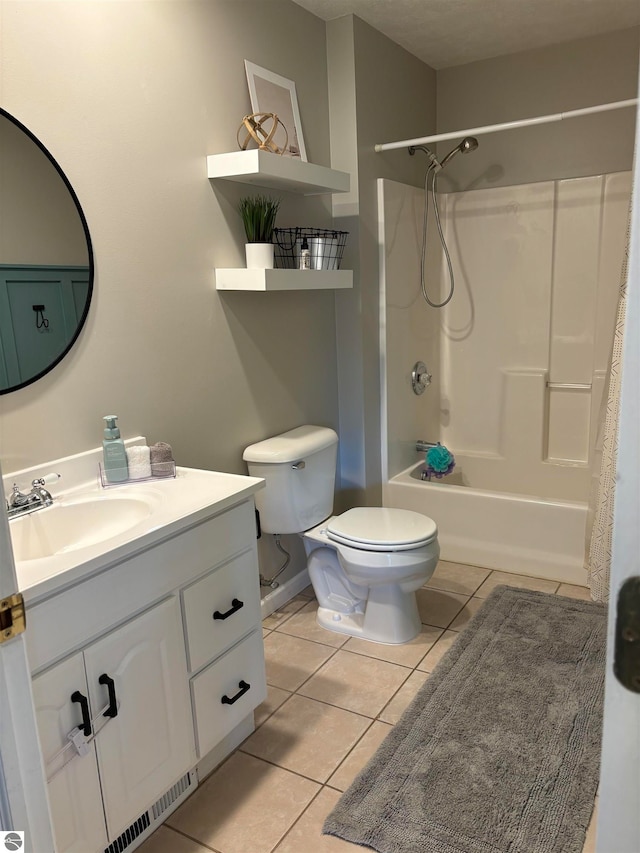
left=138, top=561, right=599, bottom=853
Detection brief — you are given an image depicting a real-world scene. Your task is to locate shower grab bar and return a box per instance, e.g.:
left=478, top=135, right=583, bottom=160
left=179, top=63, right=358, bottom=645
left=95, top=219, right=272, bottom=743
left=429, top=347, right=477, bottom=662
left=546, top=382, right=592, bottom=390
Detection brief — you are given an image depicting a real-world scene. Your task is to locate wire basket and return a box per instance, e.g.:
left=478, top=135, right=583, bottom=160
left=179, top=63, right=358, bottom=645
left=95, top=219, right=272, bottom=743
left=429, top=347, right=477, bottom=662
left=272, top=227, right=348, bottom=271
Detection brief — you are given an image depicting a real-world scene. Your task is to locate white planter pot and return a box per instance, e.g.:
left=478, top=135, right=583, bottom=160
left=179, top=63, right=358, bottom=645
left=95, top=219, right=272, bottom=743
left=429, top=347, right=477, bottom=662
left=245, top=243, right=274, bottom=269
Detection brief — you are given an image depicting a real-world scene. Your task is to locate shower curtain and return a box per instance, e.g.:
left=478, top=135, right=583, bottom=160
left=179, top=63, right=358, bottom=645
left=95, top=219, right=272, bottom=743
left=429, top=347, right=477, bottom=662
left=586, top=187, right=635, bottom=603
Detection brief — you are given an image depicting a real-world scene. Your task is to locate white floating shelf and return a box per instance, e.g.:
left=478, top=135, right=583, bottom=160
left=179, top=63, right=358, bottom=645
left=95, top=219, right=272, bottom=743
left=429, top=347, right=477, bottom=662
left=215, top=269, right=353, bottom=291
left=207, top=150, right=350, bottom=195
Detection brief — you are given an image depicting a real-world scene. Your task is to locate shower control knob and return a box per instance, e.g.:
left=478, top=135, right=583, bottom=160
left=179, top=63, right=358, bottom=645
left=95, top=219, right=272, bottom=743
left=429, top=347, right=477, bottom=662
left=411, top=361, right=432, bottom=395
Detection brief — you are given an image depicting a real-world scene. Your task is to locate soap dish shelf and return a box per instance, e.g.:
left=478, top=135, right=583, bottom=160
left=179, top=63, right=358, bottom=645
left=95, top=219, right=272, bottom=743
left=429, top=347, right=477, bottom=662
left=98, top=462, right=176, bottom=488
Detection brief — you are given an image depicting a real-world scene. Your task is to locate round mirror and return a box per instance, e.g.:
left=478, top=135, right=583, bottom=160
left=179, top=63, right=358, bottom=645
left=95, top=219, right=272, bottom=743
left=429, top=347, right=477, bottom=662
left=0, top=109, right=93, bottom=394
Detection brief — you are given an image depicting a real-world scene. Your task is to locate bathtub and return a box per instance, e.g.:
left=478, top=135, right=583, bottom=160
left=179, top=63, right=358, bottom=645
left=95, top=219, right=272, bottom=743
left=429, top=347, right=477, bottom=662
left=383, top=463, right=588, bottom=586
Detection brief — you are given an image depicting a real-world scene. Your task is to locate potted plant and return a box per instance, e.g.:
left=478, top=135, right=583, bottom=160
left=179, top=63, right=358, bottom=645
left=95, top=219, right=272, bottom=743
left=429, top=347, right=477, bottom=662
left=239, top=194, right=281, bottom=269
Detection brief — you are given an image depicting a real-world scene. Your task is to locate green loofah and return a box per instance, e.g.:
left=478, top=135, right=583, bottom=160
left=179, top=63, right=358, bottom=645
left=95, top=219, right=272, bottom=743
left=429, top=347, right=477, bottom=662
left=426, top=444, right=453, bottom=473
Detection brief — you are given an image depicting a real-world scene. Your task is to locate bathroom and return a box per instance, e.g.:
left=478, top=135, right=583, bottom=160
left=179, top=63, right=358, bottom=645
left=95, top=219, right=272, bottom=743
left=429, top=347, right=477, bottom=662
left=0, top=1, right=638, bottom=851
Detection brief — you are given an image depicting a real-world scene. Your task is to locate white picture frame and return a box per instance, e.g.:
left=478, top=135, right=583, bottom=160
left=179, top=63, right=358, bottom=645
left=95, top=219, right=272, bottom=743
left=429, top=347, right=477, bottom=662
left=244, top=61, right=307, bottom=161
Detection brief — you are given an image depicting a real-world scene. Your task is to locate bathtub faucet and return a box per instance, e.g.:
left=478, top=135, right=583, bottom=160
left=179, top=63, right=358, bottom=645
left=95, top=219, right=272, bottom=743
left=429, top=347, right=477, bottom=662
left=416, top=440, right=438, bottom=453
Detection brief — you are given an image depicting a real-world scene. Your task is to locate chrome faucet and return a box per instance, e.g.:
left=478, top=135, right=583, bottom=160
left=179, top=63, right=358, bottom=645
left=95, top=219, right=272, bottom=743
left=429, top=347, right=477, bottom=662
left=6, top=473, right=61, bottom=519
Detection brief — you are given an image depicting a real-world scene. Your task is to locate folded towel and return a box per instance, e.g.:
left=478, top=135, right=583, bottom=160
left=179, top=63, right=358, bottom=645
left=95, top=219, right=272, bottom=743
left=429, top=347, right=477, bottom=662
left=150, top=441, right=175, bottom=477
left=126, top=445, right=152, bottom=480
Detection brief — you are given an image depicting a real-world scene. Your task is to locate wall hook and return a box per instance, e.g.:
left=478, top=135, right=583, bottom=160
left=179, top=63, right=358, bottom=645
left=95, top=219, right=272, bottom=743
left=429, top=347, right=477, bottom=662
left=33, top=304, right=49, bottom=330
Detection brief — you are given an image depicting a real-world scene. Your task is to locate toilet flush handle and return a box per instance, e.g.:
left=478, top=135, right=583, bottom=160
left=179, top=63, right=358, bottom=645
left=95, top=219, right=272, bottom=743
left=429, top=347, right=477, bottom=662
left=291, top=460, right=306, bottom=470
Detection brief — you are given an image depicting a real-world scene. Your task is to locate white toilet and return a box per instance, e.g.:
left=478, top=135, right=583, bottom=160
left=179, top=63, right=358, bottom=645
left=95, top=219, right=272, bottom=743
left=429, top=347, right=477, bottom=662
left=243, top=425, right=439, bottom=644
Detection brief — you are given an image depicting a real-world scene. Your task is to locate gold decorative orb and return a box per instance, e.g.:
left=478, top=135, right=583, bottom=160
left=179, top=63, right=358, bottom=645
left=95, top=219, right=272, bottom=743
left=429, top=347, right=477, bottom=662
left=237, top=112, right=289, bottom=156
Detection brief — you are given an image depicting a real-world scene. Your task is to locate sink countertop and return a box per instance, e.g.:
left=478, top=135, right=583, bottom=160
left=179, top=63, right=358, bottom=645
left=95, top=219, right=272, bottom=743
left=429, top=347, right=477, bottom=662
left=5, top=441, right=264, bottom=604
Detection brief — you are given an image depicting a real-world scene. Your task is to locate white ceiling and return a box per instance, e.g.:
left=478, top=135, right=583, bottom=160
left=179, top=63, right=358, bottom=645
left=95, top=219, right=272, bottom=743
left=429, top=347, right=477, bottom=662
left=291, top=0, right=640, bottom=69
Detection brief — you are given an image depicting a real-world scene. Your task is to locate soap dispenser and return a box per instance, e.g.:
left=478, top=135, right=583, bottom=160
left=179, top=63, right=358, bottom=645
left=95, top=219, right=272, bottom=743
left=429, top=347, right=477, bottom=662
left=103, top=415, right=128, bottom=483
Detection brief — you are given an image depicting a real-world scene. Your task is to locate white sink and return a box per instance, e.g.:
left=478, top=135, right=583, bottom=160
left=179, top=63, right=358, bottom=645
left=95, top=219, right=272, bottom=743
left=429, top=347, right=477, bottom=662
left=4, top=440, right=265, bottom=602
left=9, top=494, right=159, bottom=562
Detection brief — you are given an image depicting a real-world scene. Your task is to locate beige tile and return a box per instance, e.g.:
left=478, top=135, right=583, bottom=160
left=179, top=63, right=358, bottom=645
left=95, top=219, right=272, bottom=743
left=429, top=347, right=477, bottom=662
left=262, top=595, right=309, bottom=629
left=262, top=627, right=272, bottom=638
left=167, top=752, right=319, bottom=853
left=277, top=602, right=350, bottom=648
left=583, top=797, right=598, bottom=853
left=415, top=587, right=469, bottom=628
left=449, top=596, right=486, bottom=631
left=242, top=694, right=371, bottom=783
left=136, top=826, right=211, bottom=853
left=417, top=629, right=459, bottom=672
left=328, top=720, right=393, bottom=792
left=263, top=631, right=336, bottom=692
left=558, top=583, right=592, bottom=601
left=475, top=571, right=559, bottom=599
left=379, top=670, right=430, bottom=725
left=254, top=685, right=292, bottom=728
left=343, top=624, right=443, bottom=668
left=425, top=561, right=491, bottom=596
left=299, top=650, right=410, bottom=717
left=274, top=787, right=364, bottom=852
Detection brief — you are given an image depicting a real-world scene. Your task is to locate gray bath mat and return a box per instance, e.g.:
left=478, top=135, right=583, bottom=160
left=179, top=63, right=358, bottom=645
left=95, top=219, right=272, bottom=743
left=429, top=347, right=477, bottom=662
left=323, top=585, right=606, bottom=853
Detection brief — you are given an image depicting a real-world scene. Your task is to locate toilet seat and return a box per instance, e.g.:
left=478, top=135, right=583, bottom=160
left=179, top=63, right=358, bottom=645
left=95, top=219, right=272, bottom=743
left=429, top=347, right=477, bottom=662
left=327, top=507, right=437, bottom=552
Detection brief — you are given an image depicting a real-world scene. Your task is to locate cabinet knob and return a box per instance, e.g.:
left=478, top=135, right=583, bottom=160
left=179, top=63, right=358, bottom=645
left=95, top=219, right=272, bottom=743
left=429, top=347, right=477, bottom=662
left=213, top=598, right=244, bottom=621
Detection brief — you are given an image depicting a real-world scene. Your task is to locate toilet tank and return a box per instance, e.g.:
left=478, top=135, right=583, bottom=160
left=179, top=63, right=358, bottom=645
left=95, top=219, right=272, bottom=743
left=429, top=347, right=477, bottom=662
left=243, top=425, right=338, bottom=534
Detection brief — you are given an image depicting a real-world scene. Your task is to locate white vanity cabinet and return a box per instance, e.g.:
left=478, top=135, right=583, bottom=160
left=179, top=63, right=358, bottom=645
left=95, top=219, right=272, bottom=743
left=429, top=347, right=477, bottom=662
left=33, top=596, right=195, bottom=850
left=26, top=494, right=266, bottom=853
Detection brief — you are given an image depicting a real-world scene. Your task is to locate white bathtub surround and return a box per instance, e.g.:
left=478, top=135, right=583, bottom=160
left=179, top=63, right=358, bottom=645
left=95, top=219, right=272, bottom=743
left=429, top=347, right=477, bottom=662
left=379, top=171, right=631, bottom=584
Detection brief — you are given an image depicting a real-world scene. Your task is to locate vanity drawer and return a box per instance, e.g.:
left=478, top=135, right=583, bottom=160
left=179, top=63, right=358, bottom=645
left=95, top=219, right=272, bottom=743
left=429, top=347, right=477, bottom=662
left=182, top=549, right=261, bottom=673
left=191, top=630, right=266, bottom=757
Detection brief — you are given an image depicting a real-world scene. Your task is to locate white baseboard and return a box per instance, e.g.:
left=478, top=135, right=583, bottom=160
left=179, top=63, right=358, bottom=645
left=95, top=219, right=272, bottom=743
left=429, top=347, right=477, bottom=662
left=260, top=568, right=311, bottom=620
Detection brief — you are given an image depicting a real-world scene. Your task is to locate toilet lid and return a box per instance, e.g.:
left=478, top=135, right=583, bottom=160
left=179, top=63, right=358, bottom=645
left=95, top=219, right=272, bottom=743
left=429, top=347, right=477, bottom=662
left=327, top=507, right=437, bottom=552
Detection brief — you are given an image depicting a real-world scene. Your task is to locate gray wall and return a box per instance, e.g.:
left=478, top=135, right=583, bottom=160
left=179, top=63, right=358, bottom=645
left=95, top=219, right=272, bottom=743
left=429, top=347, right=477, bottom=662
left=0, top=1, right=339, bottom=478
left=328, top=15, right=437, bottom=507
left=437, top=27, right=640, bottom=191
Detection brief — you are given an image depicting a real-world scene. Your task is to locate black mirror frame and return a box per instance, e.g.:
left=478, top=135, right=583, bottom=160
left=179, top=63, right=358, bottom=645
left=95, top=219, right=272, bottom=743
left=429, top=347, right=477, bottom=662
left=0, top=107, right=94, bottom=395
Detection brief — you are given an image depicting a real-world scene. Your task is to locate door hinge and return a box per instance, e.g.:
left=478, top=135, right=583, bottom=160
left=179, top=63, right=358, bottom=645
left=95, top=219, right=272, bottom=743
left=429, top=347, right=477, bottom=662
left=0, top=593, right=26, bottom=643
left=614, top=576, right=640, bottom=693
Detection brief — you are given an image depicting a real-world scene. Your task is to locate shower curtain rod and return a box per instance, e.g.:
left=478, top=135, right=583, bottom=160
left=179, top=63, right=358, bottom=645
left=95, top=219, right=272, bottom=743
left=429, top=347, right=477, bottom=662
left=374, top=98, right=639, bottom=152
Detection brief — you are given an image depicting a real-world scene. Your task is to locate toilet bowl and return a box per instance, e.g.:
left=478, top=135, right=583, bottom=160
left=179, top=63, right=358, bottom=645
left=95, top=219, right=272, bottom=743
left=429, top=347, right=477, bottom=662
left=303, top=507, right=439, bottom=643
left=243, top=425, right=440, bottom=645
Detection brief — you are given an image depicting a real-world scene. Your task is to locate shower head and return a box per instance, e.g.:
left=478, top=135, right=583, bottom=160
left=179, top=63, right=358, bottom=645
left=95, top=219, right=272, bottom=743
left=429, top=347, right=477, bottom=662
left=439, top=136, right=479, bottom=168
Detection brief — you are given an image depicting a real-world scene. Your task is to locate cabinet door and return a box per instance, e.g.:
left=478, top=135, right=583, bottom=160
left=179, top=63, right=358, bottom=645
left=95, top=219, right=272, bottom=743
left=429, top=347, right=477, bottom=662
left=32, top=653, right=108, bottom=853
left=84, top=597, right=195, bottom=841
